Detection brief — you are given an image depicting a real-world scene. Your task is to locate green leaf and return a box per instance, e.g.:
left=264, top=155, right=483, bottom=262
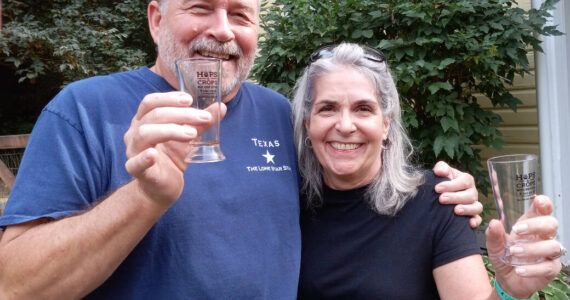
left=433, top=135, right=444, bottom=157
left=438, top=58, right=455, bottom=69
left=428, top=82, right=453, bottom=94
left=362, top=29, right=374, bottom=38
left=441, top=116, right=459, bottom=133
left=443, top=135, right=458, bottom=158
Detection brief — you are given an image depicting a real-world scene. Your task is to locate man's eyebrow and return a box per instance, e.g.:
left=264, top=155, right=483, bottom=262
left=231, top=0, right=257, bottom=11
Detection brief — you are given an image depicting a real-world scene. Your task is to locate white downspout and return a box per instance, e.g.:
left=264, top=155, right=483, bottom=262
left=532, top=0, right=569, bottom=263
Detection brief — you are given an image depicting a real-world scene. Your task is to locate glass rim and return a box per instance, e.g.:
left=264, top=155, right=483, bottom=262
left=487, top=154, right=538, bottom=164
left=175, top=57, right=222, bottom=64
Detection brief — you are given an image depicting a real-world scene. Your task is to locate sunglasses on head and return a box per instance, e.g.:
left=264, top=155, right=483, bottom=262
left=308, top=44, right=386, bottom=66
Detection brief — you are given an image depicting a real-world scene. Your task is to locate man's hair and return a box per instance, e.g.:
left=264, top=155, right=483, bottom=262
left=291, top=43, right=424, bottom=216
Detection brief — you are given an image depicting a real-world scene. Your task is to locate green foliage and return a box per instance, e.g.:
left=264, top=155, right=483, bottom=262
left=0, top=0, right=155, bottom=135
left=253, top=0, right=562, bottom=193
left=483, top=255, right=570, bottom=299
left=1, top=0, right=154, bottom=84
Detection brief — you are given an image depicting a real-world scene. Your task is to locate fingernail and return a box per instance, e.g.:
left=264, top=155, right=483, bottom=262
left=178, top=94, right=191, bottom=105
left=512, top=223, right=528, bottom=233
left=183, top=127, right=196, bottom=137
left=512, top=223, right=528, bottom=234
left=515, top=267, right=527, bottom=275
left=440, top=195, right=449, bottom=203
left=198, top=113, right=211, bottom=121
left=509, top=246, right=524, bottom=254
left=435, top=186, right=443, bottom=193
left=456, top=207, right=464, bottom=214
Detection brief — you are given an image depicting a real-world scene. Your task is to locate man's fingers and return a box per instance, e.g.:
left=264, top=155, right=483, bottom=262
left=433, top=161, right=453, bottom=178
left=125, top=124, right=197, bottom=158
left=469, top=215, right=483, bottom=228
left=139, top=107, right=212, bottom=126
left=194, top=103, right=227, bottom=138
left=435, top=167, right=475, bottom=196
left=439, top=188, right=478, bottom=204
left=135, top=92, right=193, bottom=119
left=138, top=123, right=198, bottom=144
left=453, top=200, right=483, bottom=216
left=125, top=148, right=157, bottom=177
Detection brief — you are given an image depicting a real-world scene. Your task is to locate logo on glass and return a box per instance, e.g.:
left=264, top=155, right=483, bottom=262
left=515, top=171, right=536, bottom=201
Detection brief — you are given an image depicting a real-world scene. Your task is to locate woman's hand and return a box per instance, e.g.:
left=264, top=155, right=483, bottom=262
left=486, top=195, right=563, bottom=299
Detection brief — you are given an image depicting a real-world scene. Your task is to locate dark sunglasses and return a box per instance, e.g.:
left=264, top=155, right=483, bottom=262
left=308, top=44, right=386, bottom=66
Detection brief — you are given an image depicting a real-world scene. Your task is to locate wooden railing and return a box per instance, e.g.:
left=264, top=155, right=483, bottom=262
left=0, top=134, right=30, bottom=190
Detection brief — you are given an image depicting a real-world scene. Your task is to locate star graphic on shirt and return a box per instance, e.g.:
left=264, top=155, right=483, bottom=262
left=262, top=150, right=275, bottom=164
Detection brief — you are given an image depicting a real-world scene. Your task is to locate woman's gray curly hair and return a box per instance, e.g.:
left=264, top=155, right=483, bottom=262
left=291, top=42, right=424, bottom=216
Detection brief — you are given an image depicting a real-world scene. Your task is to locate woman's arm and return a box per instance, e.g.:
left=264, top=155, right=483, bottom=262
left=434, top=195, right=562, bottom=300
left=433, top=254, right=500, bottom=300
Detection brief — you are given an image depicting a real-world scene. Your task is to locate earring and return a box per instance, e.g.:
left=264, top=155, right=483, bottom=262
left=304, top=137, right=313, bottom=148
left=381, top=138, right=392, bottom=150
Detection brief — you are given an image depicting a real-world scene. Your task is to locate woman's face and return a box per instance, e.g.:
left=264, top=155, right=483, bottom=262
left=306, top=67, right=390, bottom=190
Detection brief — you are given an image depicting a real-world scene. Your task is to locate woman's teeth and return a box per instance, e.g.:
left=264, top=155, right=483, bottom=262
left=330, top=142, right=360, bottom=150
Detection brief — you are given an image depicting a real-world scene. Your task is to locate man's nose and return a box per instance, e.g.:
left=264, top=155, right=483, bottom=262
left=207, top=10, right=235, bottom=43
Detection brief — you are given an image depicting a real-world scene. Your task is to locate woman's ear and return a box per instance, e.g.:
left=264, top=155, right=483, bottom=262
left=148, top=1, right=163, bottom=45
left=382, top=116, right=391, bottom=141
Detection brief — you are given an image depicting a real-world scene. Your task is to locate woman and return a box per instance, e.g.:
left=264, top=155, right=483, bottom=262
left=292, top=43, right=563, bottom=299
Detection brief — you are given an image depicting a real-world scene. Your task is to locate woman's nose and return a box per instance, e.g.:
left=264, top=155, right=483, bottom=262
left=335, top=112, right=356, bottom=133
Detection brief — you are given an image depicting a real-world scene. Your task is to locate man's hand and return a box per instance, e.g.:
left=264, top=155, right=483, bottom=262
left=124, top=91, right=226, bottom=207
left=433, top=161, right=482, bottom=228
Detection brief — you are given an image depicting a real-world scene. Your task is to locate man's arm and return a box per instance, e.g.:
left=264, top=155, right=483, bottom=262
left=433, top=161, right=483, bottom=228
left=0, top=92, right=219, bottom=299
left=0, top=182, right=167, bottom=299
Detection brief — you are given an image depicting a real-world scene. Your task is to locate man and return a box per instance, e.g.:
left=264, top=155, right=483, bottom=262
left=0, top=0, right=481, bottom=298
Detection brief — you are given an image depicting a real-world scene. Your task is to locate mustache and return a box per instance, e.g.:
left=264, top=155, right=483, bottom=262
left=188, top=38, right=243, bottom=57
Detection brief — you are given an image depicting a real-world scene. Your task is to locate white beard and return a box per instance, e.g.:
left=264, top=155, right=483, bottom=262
left=157, top=25, right=255, bottom=97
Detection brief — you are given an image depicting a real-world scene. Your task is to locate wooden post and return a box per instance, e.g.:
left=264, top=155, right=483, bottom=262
left=0, top=134, right=30, bottom=190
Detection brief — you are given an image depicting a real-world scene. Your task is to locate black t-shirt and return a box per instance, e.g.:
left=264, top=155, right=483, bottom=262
left=298, top=171, right=480, bottom=299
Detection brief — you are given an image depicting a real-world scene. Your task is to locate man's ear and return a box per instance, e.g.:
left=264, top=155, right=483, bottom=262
left=148, top=1, right=163, bottom=45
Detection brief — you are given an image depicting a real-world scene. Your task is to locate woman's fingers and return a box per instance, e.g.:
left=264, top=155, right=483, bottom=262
left=507, top=239, right=563, bottom=260
left=511, top=258, right=562, bottom=278
left=511, top=216, right=558, bottom=240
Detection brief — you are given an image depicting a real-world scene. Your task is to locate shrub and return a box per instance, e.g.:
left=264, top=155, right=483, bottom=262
left=0, top=0, right=155, bottom=134
left=252, top=0, right=562, bottom=193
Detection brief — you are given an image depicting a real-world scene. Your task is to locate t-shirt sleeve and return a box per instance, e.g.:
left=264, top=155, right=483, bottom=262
left=0, top=87, right=107, bottom=229
left=424, top=171, right=481, bottom=268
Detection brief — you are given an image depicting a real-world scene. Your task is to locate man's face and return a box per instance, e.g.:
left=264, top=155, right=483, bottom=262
left=154, top=0, right=259, bottom=101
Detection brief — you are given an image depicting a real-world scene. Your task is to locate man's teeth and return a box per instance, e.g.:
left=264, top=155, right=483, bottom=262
left=200, top=51, right=230, bottom=60
left=330, top=142, right=360, bottom=150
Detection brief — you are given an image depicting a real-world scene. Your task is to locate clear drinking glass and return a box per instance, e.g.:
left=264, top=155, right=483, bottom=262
left=176, top=58, right=225, bottom=163
left=487, top=154, right=541, bottom=266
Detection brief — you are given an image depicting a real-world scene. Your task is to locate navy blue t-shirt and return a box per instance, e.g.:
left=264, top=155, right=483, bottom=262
left=1, top=68, right=301, bottom=299
left=298, top=171, right=480, bottom=299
